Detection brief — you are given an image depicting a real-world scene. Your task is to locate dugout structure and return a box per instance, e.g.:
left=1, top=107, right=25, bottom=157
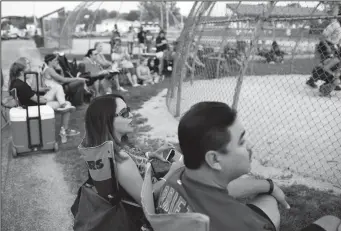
left=167, top=1, right=341, bottom=187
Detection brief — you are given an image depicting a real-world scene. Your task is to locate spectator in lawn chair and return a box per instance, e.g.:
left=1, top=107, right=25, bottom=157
left=156, top=101, right=341, bottom=231
left=83, top=48, right=117, bottom=96
left=147, top=57, right=160, bottom=83
left=136, top=57, right=155, bottom=85
left=320, top=8, right=341, bottom=59
left=111, top=39, right=139, bottom=89
left=94, top=42, right=121, bottom=91
left=78, top=94, right=183, bottom=230
left=54, top=53, right=89, bottom=106
left=15, top=57, right=75, bottom=112
left=306, top=55, right=341, bottom=95
left=162, top=44, right=176, bottom=78
left=42, top=54, right=87, bottom=108
left=9, top=61, right=80, bottom=144
left=145, top=30, right=154, bottom=53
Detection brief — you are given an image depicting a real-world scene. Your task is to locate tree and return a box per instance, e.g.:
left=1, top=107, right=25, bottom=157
left=125, top=10, right=141, bottom=21
left=139, top=1, right=182, bottom=28
left=287, top=3, right=301, bottom=8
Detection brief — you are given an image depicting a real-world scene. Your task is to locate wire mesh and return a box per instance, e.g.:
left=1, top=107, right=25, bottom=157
left=166, top=1, right=341, bottom=186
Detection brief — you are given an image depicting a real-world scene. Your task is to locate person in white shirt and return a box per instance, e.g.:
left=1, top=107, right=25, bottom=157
left=126, top=26, right=136, bottom=56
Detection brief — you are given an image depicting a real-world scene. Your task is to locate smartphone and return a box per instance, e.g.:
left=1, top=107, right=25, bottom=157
left=165, top=149, right=183, bottom=163
left=165, top=149, right=175, bottom=162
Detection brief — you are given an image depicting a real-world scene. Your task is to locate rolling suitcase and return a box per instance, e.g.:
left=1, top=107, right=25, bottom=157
left=8, top=71, right=58, bottom=157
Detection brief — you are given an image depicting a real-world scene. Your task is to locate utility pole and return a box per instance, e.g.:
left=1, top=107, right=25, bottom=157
left=160, top=2, right=164, bottom=29
left=165, top=2, right=169, bottom=31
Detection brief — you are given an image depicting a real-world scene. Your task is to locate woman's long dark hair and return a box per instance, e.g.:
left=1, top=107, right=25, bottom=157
left=82, top=94, right=129, bottom=163
left=9, top=61, right=26, bottom=90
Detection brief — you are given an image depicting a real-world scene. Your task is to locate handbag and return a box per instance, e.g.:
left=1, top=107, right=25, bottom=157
left=71, top=158, right=146, bottom=231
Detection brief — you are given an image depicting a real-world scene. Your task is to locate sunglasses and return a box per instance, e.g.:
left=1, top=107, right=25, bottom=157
left=116, top=107, right=130, bottom=118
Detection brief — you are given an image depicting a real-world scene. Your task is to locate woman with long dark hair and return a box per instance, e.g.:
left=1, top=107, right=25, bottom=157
left=78, top=94, right=183, bottom=230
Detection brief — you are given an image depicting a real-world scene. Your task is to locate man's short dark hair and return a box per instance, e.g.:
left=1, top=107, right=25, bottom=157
left=178, top=102, right=237, bottom=169
left=85, top=49, right=96, bottom=58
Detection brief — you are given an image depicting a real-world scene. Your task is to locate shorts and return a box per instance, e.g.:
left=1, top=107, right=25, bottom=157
left=247, top=204, right=326, bottom=231
left=121, top=67, right=136, bottom=75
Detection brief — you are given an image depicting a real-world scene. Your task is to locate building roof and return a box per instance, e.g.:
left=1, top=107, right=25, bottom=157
left=226, top=3, right=326, bottom=17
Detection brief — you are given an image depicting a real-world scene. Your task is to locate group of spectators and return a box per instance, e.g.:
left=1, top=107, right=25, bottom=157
left=306, top=15, right=341, bottom=96
left=8, top=55, right=87, bottom=143
left=76, top=92, right=341, bottom=231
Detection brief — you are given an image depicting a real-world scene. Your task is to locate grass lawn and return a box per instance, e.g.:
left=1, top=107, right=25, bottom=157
left=52, top=78, right=341, bottom=231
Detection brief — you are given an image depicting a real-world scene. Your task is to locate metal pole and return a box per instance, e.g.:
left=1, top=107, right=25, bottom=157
left=175, top=2, right=212, bottom=117
left=214, top=1, right=242, bottom=79
left=87, top=2, right=104, bottom=50
left=160, top=2, right=164, bottom=29
left=232, top=0, right=277, bottom=110
left=189, top=2, right=216, bottom=85
left=289, top=2, right=321, bottom=73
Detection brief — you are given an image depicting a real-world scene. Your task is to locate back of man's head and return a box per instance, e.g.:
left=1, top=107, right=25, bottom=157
left=178, top=101, right=237, bottom=169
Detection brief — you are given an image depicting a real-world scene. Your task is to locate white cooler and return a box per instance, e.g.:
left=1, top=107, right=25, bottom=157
left=9, top=105, right=56, bottom=154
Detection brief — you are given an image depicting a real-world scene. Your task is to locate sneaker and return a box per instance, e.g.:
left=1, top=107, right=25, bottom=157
left=119, top=87, right=128, bottom=92
left=306, top=79, right=318, bottom=88
left=65, top=129, right=80, bottom=137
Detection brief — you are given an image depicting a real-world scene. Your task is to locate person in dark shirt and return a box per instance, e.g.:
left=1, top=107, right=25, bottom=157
left=155, top=30, right=168, bottom=78
left=157, top=101, right=341, bottom=231
left=9, top=61, right=80, bottom=143
left=137, top=27, right=146, bottom=54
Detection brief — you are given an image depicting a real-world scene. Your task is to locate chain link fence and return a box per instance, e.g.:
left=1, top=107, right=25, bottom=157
left=167, top=1, right=341, bottom=186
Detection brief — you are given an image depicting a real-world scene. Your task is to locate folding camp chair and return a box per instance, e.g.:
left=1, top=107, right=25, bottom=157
left=141, top=163, right=210, bottom=231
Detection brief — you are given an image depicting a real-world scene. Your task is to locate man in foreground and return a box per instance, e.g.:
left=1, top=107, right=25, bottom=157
left=157, top=101, right=341, bottom=231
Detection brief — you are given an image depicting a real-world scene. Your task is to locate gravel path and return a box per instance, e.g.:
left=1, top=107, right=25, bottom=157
left=1, top=40, right=74, bottom=231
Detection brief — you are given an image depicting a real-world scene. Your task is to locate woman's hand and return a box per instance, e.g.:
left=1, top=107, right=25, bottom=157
left=146, top=142, right=175, bottom=162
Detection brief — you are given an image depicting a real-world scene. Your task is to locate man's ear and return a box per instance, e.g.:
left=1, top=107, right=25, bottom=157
left=205, top=151, right=222, bottom=170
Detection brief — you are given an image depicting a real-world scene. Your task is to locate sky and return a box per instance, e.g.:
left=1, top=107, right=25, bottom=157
left=1, top=1, right=320, bottom=19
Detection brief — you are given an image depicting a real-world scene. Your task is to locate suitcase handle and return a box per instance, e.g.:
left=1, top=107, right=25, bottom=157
left=24, top=71, right=43, bottom=149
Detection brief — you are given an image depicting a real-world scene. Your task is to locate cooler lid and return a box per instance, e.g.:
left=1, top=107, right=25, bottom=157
left=9, top=105, right=55, bottom=122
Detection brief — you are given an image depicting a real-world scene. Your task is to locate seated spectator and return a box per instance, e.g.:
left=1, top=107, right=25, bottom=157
left=15, top=57, right=74, bottom=112
left=321, top=18, right=341, bottom=58
left=93, top=42, right=122, bottom=93
left=306, top=56, right=341, bottom=95
left=83, top=49, right=118, bottom=95
left=162, top=44, right=175, bottom=78
left=9, top=61, right=80, bottom=143
left=42, top=54, right=87, bottom=108
left=136, top=58, right=154, bottom=85
left=157, top=101, right=341, bottom=231
left=111, top=40, right=139, bottom=88
left=78, top=94, right=183, bottom=230
left=147, top=57, right=160, bottom=83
